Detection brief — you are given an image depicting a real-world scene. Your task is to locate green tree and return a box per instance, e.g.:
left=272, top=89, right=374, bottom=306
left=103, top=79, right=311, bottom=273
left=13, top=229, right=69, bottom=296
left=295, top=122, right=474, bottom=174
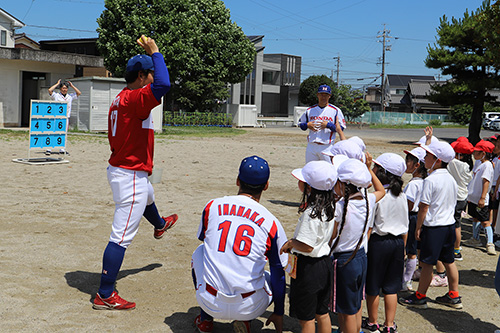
left=449, top=104, right=472, bottom=126
left=335, top=85, right=370, bottom=121
left=97, top=0, right=255, bottom=112
left=425, top=0, right=500, bottom=144
left=298, top=75, right=337, bottom=106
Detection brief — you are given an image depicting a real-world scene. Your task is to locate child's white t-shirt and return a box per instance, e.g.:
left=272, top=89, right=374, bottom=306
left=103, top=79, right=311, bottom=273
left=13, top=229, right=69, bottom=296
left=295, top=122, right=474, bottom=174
left=293, top=208, right=336, bottom=258
left=420, top=168, right=457, bottom=227
left=404, top=177, right=424, bottom=213
left=331, top=193, right=376, bottom=254
left=467, top=160, right=494, bottom=205
left=373, top=190, right=409, bottom=236
left=447, top=158, right=472, bottom=201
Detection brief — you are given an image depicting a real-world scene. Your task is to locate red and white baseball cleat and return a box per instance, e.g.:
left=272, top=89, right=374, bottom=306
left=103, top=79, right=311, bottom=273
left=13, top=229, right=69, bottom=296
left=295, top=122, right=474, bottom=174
left=233, top=320, right=251, bottom=333
left=194, top=315, right=213, bottom=333
left=154, top=214, right=178, bottom=239
left=92, top=291, right=136, bottom=310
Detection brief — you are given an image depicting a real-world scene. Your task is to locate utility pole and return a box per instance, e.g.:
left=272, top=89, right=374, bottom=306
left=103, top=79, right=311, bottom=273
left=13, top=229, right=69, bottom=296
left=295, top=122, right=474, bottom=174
left=333, top=54, right=340, bottom=87
left=377, top=24, right=393, bottom=112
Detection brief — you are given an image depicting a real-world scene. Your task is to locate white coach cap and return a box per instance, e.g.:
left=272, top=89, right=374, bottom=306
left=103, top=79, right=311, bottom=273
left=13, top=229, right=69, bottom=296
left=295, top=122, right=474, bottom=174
left=292, top=160, right=338, bottom=191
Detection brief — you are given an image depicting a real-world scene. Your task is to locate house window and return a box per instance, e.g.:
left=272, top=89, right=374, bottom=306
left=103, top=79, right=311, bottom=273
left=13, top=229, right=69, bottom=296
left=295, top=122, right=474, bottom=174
left=395, top=89, right=406, bottom=95
left=1, top=31, right=6, bottom=46
left=263, top=71, right=273, bottom=84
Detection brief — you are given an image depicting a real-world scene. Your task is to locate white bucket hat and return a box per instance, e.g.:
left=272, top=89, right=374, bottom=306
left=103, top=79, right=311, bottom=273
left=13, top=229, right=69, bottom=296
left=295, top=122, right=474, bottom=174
left=348, top=136, right=366, bottom=152
left=337, top=158, right=371, bottom=188
left=403, top=147, right=426, bottom=163
left=322, top=140, right=364, bottom=162
left=414, top=135, right=439, bottom=146
left=421, top=141, right=455, bottom=163
left=373, top=153, right=407, bottom=177
left=291, top=160, right=338, bottom=191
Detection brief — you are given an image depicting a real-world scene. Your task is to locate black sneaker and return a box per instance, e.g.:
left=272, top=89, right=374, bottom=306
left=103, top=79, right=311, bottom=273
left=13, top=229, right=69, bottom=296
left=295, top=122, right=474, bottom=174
left=380, top=323, right=398, bottom=333
left=454, top=251, right=463, bottom=261
left=398, top=293, right=428, bottom=309
left=435, top=293, right=463, bottom=309
left=361, top=317, right=380, bottom=332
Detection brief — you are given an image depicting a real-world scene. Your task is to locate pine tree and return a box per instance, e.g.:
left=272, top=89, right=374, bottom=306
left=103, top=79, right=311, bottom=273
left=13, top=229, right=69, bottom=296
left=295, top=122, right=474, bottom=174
left=426, top=0, right=499, bottom=144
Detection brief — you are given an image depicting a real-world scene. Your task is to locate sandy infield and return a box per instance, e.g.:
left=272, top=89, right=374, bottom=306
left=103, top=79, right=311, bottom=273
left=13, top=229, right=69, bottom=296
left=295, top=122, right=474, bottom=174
left=0, top=127, right=499, bottom=332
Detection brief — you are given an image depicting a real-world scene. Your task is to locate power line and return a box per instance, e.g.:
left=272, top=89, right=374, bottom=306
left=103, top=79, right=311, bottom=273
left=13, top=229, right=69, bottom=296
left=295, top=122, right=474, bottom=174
left=22, top=0, right=36, bottom=21
left=53, top=0, right=102, bottom=3
left=27, top=25, right=96, bottom=33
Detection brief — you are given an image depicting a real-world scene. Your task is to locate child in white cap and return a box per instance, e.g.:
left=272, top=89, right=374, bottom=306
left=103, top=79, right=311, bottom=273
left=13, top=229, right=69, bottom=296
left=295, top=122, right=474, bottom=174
left=281, top=160, right=338, bottom=333
left=322, top=139, right=365, bottom=162
left=401, top=147, right=427, bottom=290
left=363, top=153, right=408, bottom=333
left=399, top=141, right=462, bottom=309
left=329, top=155, right=385, bottom=333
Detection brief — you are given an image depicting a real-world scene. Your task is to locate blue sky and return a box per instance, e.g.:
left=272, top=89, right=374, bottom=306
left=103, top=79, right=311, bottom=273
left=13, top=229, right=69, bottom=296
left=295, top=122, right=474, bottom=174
left=2, top=0, right=487, bottom=88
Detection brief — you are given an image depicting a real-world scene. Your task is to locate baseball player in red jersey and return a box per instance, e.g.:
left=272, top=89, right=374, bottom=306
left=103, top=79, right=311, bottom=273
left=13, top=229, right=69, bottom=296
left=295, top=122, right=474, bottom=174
left=191, top=156, right=288, bottom=333
left=299, top=84, right=346, bottom=163
left=93, top=36, right=178, bottom=310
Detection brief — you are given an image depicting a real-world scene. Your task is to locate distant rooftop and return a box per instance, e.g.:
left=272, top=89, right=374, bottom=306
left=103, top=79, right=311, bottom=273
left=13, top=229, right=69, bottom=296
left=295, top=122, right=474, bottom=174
left=387, top=74, right=435, bottom=88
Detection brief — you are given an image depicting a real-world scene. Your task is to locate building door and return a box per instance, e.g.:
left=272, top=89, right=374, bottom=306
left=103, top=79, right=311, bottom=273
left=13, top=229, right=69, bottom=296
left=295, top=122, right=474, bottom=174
left=21, top=72, right=46, bottom=127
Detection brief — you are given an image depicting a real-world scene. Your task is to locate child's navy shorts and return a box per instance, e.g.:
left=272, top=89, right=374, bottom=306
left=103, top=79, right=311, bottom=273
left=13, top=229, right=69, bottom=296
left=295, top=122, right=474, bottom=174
left=366, top=233, right=404, bottom=296
left=419, top=224, right=456, bottom=265
left=330, top=249, right=367, bottom=315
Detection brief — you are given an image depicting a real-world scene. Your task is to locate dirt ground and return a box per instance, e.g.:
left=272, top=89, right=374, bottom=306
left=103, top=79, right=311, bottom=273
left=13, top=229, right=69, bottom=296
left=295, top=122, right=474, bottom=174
left=0, top=127, right=499, bottom=332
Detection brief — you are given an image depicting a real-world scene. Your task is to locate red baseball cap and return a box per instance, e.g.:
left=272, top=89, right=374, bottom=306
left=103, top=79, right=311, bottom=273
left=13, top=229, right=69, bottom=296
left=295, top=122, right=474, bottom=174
left=451, top=140, right=474, bottom=154
left=474, top=140, right=495, bottom=153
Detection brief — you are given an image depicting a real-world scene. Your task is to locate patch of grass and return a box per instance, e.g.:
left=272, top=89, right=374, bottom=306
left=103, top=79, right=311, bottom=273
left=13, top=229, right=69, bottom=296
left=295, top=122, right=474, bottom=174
left=368, top=123, right=467, bottom=129
left=160, top=126, right=246, bottom=137
left=0, top=129, right=29, bottom=141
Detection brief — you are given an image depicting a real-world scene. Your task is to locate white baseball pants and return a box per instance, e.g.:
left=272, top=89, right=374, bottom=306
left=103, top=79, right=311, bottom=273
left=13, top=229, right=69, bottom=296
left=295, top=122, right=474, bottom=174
left=107, top=165, right=155, bottom=248
left=191, top=244, right=272, bottom=321
left=305, top=142, right=332, bottom=163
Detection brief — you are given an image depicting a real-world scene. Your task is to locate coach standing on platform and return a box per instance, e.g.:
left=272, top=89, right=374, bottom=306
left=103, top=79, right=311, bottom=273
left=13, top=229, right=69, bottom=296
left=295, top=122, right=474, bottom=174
left=298, top=84, right=346, bottom=163
left=191, top=156, right=288, bottom=333
left=92, top=36, right=178, bottom=310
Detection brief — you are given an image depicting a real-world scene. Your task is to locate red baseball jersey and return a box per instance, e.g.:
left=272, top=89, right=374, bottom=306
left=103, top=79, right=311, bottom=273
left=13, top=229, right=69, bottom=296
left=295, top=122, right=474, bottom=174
left=108, top=84, right=160, bottom=175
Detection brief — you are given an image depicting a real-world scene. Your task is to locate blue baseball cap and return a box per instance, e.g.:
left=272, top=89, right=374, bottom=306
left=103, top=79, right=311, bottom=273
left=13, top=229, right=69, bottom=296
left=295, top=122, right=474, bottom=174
left=317, top=84, right=332, bottom=94
left=126, top=54, right=154, bottom=72
left=238, top=156, right=270, bottom=185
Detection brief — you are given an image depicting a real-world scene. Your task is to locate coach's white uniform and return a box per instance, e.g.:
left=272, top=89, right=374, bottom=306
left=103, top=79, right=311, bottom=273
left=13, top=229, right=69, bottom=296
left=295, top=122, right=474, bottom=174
left=50, top=92, right=77, bottom=129
left=299, top=104, right=346, bottom=163
left=192, top=195, right=288, bottom=321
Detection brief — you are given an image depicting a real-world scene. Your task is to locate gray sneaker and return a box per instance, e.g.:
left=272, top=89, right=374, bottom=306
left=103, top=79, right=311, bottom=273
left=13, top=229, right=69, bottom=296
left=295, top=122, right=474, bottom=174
left=435, top=293, right=463, bottom=309
left=398, top=293, right=428, bottom=309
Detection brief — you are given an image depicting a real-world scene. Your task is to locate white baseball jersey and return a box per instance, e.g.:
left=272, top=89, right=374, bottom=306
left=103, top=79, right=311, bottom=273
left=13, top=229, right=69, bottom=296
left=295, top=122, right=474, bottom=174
left=196, top=195, right=288, bottom=295
left=299, top=104, right=346, bottom=144
left=50, top=92, right=77, bottom=118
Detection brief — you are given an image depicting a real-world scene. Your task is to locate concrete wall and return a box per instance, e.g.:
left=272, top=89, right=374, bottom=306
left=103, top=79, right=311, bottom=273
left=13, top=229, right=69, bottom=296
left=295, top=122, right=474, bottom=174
left=0, top=59, right=75, bottom=126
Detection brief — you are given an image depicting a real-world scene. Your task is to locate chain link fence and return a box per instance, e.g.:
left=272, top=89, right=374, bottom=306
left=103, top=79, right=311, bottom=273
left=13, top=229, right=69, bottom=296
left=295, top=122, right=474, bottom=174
left=353, top=111, right=452, bottom=125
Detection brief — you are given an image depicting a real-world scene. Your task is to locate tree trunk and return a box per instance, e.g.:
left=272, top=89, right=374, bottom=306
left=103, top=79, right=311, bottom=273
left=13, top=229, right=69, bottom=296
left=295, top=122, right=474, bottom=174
left=468, top=93, right=485, bottom=145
